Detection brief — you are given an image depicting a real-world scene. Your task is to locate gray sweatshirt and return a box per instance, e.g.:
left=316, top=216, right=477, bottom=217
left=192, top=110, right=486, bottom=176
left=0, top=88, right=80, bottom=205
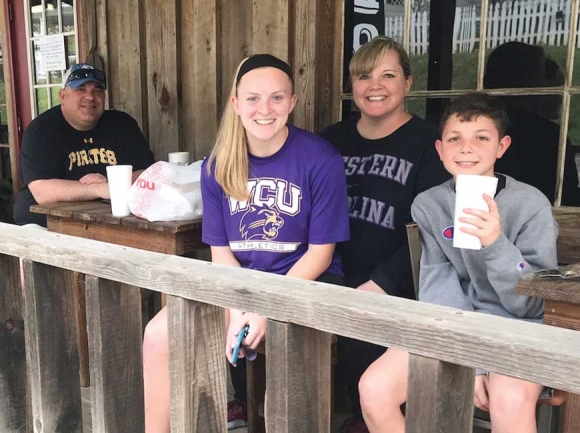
left=411, top=175, right=558, bottom=322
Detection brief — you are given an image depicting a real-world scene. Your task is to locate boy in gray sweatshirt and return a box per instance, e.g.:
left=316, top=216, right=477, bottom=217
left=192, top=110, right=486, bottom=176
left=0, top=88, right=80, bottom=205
left=358, top=93, right=558, bottom=433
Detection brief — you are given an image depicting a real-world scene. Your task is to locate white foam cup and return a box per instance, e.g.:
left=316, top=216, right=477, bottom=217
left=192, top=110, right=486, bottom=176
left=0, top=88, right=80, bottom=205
left=453, top=174, right=499, bottom=250
left=106, top=165, right=133, bottom=217
left=168, top=152, right=191, bottom=166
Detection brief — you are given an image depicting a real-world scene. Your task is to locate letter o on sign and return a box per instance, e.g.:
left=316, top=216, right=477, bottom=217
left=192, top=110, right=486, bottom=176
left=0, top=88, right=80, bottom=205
left=353, top=23, right=379, bottom=52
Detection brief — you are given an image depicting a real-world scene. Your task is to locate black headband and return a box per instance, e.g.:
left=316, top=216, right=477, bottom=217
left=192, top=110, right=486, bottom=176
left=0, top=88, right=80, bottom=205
left=236, top=54, right=293, bottom=84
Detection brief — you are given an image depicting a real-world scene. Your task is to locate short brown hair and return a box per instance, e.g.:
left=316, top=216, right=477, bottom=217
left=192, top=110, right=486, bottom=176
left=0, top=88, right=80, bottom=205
left=349, top=36, right=411, bottom=80
left=440, top=93, right=510, bottom=137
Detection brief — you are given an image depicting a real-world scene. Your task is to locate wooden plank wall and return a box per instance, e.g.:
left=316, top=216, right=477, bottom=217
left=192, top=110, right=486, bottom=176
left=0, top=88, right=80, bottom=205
left=80, top=0, right=343, bottom=162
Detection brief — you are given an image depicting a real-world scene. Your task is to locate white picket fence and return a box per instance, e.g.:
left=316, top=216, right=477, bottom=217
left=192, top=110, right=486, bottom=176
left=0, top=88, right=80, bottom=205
left=385, top=0, right=580, bottom=55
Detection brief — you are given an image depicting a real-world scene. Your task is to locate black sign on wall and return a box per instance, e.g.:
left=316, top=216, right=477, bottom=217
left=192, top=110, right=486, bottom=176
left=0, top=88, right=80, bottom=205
left=343, top=0, right=385, bottom=117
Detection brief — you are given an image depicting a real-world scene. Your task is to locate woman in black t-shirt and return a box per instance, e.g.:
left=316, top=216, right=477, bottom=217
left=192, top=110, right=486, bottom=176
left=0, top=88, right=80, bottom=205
left=320, top=36, right=449, bottom=432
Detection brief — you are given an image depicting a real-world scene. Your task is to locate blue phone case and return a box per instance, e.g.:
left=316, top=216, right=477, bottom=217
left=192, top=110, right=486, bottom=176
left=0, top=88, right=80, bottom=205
left=231, top=325, right=250, bottom=364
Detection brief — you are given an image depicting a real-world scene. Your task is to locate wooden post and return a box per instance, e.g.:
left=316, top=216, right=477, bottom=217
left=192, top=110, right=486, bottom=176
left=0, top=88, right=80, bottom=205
left=562, top=393, right=580, bottom=433
left=246, top=352, right=266, bottom=433
left=85, top=276, right=144, bottom=432
left=266, top=320, right=331, bottom=433
left=73, top=273, right=90, bottom=387
left=425, top=0, right=456, bottom=123
left=145, top=0, right=180, bottom=161
left=106, top=0, right=146, bottom=128
left=167, top=296, right=227, bottom=432
left=406, top=354, right=474, bottom=433
left=21, top=260, right=82, bottom=433
left=0, top=255, right=30, bottom=432
left=190, top=0, right=219, bottom=160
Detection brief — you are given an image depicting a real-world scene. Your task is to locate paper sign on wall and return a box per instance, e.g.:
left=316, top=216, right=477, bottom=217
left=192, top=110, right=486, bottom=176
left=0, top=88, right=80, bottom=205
left=39, top=34, right=66, bottom=71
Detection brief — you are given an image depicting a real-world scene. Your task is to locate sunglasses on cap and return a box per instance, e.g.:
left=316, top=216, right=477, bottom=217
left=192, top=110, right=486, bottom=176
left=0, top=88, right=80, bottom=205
left=64, top=68, right=107, bottom=89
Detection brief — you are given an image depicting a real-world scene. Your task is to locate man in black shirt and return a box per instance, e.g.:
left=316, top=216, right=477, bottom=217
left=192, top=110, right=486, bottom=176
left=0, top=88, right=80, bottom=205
left=14, top=63, right=154, bottom=226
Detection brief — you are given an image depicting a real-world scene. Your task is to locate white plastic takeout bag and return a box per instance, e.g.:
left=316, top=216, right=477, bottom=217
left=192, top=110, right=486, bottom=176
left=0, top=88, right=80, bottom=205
left=128, top=160, right=203, bottom=222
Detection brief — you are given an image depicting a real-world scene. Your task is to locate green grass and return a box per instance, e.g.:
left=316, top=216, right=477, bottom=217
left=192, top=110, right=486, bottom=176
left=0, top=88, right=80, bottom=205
left=405, top=46, right=580, bottom=145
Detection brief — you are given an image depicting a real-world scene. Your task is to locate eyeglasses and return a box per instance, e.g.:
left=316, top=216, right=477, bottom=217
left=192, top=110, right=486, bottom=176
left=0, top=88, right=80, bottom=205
left=64, top=68, right=107, bottom=89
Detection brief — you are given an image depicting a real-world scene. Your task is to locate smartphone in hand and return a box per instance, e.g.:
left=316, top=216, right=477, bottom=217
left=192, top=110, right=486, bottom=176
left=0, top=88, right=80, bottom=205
left=231, top=325, right=250, bottom=364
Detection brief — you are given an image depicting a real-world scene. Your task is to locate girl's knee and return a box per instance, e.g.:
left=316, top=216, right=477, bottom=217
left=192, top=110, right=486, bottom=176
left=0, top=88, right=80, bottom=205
left=143, top=308, right=169, bottom=360
left=359, top=367, right=402, bottom=412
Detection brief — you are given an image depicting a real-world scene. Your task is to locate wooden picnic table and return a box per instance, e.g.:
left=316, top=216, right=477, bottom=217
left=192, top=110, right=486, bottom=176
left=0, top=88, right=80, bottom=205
left=30, top=200, right=203, bottom=255
left=517, top=208, right=580, bottom=433
left=30, top=200, right=205, bottom=387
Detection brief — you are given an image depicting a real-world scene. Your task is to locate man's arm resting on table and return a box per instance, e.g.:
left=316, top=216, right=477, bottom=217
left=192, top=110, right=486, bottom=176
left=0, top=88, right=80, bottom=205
left=29, top=178, right=110, bottom=204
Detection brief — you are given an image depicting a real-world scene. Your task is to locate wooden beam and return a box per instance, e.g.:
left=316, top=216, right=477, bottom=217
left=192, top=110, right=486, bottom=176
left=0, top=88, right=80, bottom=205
left=218, top=0, right=252, bottom=113
left=425, top=0, right=456, bottom=123
left=79, top=0, right=97, bottom=59
left=0, top=0, right=19, bottom=195
left=292, top=0, right=317, bottom=131
left=167, top=296, right=227, bottom=432
left=252, top=0, right=289, bottom=60
left=3, top=225, right=580, bottom=394
left=95, top=0, right=110, bottom=104
left=106, top=0, right=146, bottom=129
left=516, top=278, right=580, bottom=306
left=406, top=354, right=474, bottom=433
left=73, top=273, right=89, bottom=387
left=21, top=260, right=82, bottom=432
left=191, top=0, right=219, bottom=159
left=562, top=393, right=580, bottom=433
left=85, top=276, right=144, bottom=432
left=145, top=0, right=180, bottom=161
left=246, top=353, right=266, bottom=433
left=316, top=0, right=343, bottom=130
left=0, top=255, right=29, bottom=432
left=266, top=320, right=331, bottom=433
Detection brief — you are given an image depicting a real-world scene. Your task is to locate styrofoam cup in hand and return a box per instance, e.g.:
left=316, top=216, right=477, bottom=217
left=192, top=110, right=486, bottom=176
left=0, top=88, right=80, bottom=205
left=106, top=165, right=133, bottom=217
left=453, top=174, right=499, bottom=250
left=168, top=152, right=191, bottom=166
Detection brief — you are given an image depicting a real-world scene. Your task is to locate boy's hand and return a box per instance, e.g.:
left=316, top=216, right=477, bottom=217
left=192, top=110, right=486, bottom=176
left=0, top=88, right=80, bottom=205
left=474, top=375, right=490, bottom=411
left=459, top=194, right=501, bottom=247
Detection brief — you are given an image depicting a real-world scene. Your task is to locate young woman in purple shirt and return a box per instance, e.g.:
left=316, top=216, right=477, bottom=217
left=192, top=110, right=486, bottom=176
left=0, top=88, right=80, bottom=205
left=142, top=54, right=349, bottom=432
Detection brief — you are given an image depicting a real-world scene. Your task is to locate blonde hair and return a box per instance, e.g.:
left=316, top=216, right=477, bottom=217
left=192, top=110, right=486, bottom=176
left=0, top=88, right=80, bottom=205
left=349, top=36, right=411, bottom=80
left=207, top=59, right=251, bottom=201
left=207, top=56, right=294, bottom=201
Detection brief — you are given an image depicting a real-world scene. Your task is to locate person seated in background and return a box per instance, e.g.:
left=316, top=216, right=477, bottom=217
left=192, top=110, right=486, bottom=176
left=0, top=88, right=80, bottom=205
left=320, top=36, right=449, bottom=433
left=358, top=93, right=558, bottom=433
left=484, top=41, right=580, bottom=206
left=13, top=63, right=154, bottom=227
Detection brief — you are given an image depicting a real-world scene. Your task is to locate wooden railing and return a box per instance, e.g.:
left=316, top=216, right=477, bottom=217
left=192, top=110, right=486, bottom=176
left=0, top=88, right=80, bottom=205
left=1, top=222, right=580, bottom=432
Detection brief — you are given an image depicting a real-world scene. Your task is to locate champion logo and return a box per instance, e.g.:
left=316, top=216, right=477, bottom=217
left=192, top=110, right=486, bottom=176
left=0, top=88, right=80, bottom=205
left=517, top=262, right=525, bottom=271
left=442, top=226, right=454, bottom=240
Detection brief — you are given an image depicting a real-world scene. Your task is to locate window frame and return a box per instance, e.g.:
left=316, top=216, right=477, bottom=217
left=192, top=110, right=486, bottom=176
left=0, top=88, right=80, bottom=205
left=24, top=0, right=79, bottom=118
left=339, top=0, right=580, bottom=208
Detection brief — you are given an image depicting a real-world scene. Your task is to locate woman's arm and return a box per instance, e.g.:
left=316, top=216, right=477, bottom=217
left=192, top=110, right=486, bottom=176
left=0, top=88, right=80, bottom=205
left=286, top=243, right=335, bottom=280
left=210, top=245, right=242, bottom=268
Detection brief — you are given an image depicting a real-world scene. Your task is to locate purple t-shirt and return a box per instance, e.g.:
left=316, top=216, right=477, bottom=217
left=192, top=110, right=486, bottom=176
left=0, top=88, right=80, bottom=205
left=201, top=125, right=350, bottom=276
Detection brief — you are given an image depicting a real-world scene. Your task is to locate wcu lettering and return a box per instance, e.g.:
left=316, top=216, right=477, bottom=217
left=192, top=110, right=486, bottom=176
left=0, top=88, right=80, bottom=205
left=343, top=154, right=413, bottom=185
left=228, top=178, right=303, bottom=216
left=68, top=148, right=117, bottom=170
